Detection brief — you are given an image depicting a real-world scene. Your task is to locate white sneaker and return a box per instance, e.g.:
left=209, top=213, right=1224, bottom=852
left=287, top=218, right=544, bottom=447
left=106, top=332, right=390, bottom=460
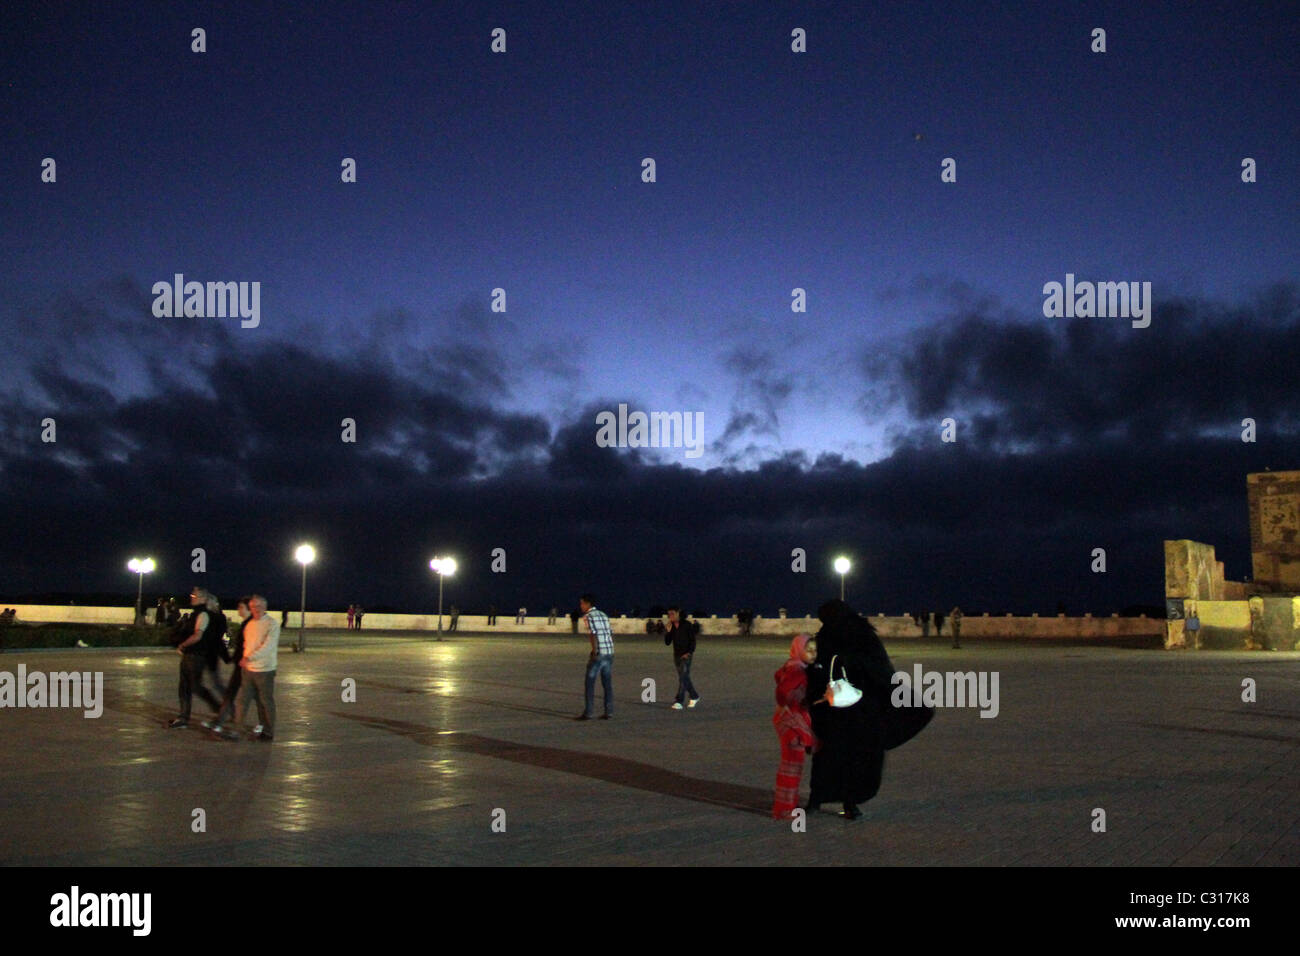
left=253, top=724, right=264, bottom=734
left=671, top=702, right=683, bottom=710
left=688, top=698, right=699, bottom=708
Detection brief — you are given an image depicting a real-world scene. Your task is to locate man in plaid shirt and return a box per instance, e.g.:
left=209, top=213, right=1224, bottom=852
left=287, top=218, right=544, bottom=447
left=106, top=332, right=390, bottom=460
left=576, top=593, right=615, bottom=720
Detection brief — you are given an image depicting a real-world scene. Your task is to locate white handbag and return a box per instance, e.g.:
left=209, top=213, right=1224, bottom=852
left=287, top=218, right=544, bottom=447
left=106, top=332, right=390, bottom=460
left=826, top=655, right=862, bottom=708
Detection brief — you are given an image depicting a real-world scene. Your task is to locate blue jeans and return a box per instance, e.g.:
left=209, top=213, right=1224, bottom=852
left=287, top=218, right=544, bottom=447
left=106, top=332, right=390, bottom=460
left=584, top=654, right=613, bottom=716
left=674, top=655, right=699, bottom=703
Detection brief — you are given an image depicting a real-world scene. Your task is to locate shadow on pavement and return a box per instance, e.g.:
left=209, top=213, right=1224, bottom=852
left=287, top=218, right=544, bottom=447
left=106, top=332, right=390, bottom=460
left=334, top=711, right=772, bottom=816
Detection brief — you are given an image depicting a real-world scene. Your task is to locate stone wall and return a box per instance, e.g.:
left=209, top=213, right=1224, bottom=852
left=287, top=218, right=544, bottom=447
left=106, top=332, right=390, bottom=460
left=1248, top=470, right=1300, bottom=593
left=1170, top=597, right=1300, bottom=651
left=1164, top=539, right=1237, bottom=601
left=1163, top=539, right=1254, bottom=647
left=1, top=604, right=1163, bottom=641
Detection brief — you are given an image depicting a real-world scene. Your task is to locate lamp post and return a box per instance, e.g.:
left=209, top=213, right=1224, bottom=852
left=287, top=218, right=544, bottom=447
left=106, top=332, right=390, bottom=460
left=127, top=557, right=155, bottom=624
left=834, top=556, right=851, bottom=602
left=295, top=544, right=315, bottom=653
left=430, top=557, right=457, bottom=640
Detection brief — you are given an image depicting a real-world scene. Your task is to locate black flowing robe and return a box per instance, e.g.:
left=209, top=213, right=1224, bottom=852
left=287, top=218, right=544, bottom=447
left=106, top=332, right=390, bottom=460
left=807, top=603, right=933, bottom=805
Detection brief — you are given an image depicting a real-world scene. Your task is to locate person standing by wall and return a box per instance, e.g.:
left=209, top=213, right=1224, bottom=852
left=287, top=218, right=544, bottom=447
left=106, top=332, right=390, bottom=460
left=1185, top=601, right=1201, bottom=649
left=951, top=606, right=963, bottom=649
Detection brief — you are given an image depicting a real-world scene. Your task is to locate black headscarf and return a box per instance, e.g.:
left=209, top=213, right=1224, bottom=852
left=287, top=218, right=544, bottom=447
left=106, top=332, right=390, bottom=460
left=811, top=597, right=933, bottom=750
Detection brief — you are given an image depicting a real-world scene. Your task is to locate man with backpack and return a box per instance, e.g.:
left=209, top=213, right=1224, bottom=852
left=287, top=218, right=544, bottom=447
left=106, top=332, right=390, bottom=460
left=664, top=605, right=701, bottom=710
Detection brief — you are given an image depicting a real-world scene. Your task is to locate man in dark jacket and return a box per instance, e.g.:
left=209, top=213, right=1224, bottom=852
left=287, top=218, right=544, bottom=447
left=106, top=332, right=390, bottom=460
left=806, top=599, right=932, bottom=819
left=664, top=606, right=701, bottom=710
left=168, top=587, right=227, bottom=728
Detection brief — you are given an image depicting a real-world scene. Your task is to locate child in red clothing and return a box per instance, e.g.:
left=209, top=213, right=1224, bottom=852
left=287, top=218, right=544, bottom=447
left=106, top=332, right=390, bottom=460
left=772, top=634, right=818, bottom=819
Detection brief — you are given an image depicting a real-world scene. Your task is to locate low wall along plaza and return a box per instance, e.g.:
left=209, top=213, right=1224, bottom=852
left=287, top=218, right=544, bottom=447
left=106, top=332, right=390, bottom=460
left=1, top=605, right=1163, bottom=641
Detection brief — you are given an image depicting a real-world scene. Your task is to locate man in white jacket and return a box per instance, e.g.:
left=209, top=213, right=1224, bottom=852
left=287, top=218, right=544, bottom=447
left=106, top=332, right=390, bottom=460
left=231, top=594, right=279, bottom=741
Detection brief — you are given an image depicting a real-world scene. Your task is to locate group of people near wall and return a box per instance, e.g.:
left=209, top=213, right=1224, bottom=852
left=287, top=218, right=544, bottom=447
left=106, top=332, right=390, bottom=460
left=152, top=598, right=181, bottom=627
left=166, top=587, right=280, bottom=741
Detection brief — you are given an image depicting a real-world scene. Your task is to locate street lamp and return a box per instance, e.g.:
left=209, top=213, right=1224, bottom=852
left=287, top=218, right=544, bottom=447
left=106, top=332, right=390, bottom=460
left=833, top=556, right=851, bottom=601
left=127, top=557, right=155, bottom=624
left=430, top=557, right=457, bottom=639
left=294, top=544, right=316, bottom=653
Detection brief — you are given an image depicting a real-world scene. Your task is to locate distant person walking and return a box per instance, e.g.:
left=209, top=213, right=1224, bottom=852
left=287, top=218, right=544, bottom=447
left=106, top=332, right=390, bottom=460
left=569, top=608, right=579, bottom=633
left=347, top=604, right=356, bottom=629
left=921, top=612, right=931, bottom=639
left=154, top=598, right=167, bottom=627
left=225, top=594, right=279, bottom=741
left=772, top=634, right=819, bottom=819
left=737, top=608, right=754, bottom=636
left=664, top=606, right=701, bottom=709
left=950, top=606, right=963, bottom=648
left=488, top=605, right=497, bottom=626
left=548, top=606, right=558, bottom=626
left=355, top=606, right=364, bottom=629
left=168, top=587, right=227, bottom=729
left=934, top=611, right=945, bottom=638
left=575, top=594, right=614, bottom=720
left=516, top=607, right=527, bottom=625
left=448, top=604, right=459, bottom=632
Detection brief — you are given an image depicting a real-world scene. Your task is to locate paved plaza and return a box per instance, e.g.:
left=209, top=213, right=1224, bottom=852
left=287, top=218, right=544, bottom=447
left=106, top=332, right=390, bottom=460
left=1, top=631, right=1298, bottom=866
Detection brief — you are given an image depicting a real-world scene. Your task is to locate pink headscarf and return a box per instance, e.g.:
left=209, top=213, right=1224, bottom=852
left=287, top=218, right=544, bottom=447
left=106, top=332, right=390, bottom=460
left=787, top=633, right=812, bottom=667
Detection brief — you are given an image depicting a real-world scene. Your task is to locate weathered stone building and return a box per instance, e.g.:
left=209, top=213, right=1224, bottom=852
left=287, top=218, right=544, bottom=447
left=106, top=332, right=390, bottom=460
left=1164, top=471, right=1300, bottom=650
left=1247, top=470, right=1300, bottom=593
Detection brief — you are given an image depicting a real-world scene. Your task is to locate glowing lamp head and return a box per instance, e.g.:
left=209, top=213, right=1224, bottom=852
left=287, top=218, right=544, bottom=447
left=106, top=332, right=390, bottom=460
left=128, top=557, right=156, bottom=574
left=834, top=557, right=851, bottom=575
left=430, top=557, right=457, bottom=577
left=295, top=544, right=316, bottom=565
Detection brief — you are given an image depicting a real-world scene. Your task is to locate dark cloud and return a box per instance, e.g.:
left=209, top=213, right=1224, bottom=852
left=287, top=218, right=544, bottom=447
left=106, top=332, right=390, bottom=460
left=870, top=284, right=1300, bottom=452
left=2, top=280, right=1296, bottom=617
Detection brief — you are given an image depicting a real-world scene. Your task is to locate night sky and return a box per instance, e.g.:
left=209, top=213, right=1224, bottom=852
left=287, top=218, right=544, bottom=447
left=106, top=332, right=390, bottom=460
left=2, top=1, right=1297, bottom=616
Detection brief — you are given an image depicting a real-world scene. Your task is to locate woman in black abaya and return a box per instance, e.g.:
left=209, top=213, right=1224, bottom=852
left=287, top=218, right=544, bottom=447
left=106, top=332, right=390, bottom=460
left=806, top=599, right=932, bottom=819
